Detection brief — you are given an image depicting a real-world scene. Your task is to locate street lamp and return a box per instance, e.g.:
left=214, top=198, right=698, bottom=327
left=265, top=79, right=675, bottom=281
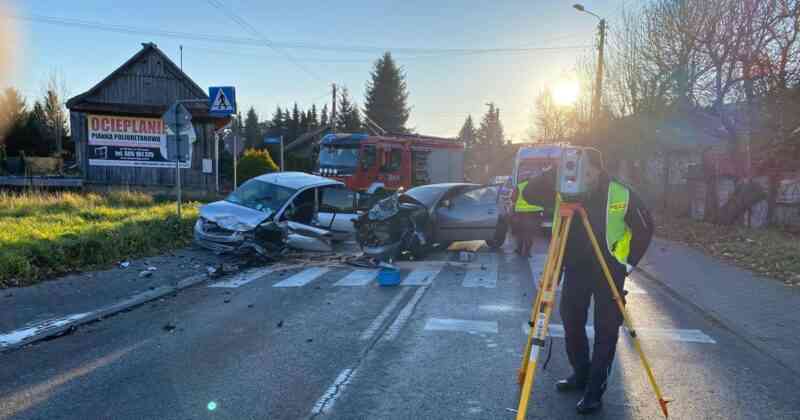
left=574, top=4, right=606, bottom=131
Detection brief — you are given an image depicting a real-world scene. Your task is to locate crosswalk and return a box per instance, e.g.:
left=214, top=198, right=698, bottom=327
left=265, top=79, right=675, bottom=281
left=207, top=252, right=650, bottom=293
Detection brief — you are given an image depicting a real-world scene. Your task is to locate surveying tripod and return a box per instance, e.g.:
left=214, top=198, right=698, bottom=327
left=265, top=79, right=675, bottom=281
left=515, top=202, right=670, bottom=419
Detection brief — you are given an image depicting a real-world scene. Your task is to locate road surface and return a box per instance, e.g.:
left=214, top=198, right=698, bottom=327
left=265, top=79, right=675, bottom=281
left=1, top=242, right=798, bottom=420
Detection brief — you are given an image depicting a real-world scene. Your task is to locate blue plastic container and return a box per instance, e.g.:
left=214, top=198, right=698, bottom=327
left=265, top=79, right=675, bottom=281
left=377, top=266, right=401, bottom=287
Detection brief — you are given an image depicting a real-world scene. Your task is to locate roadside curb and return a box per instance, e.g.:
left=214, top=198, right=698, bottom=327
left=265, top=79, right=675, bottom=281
left=634, top=265, right=800, bottom=376
left=0, top=273, right=208, bottom=353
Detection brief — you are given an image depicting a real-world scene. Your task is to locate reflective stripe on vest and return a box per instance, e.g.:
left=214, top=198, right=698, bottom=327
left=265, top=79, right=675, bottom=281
left=515, top=181, right=544, bottom=212
left=606, top=181, right=632, bottom=265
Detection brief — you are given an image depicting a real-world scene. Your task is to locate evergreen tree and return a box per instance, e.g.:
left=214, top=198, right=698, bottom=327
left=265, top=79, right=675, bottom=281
left=336, top=88, right=362, bottom=132
left=308, top=104, right=319, bottom=129
left=244, top=107, right=261, bottom=149
left=458, top=115, right=477, bottom=148
left=6, top=101, right=49, bottom=157
left=477, top=103, right=505, bottom=146
left=320, top=104, right=329, bottom=128
left=270, top=106, right=285, bottom=135
left=0, top=88, right=27, bottom=143
left=363, top=52, right=410, bottom=133
left=287, top=103, right=300, bottom=141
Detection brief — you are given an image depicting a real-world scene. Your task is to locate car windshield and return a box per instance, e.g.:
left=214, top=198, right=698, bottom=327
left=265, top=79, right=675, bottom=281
left=226, top=179, right=297, bottom=214
left=320, top=146, right=359, bottom=168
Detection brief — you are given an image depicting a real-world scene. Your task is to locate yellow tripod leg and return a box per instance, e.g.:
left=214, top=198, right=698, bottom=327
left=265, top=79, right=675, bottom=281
left=516, top=214, right=572, bottom=420
left=517, top=217, right=562, bottom=384
left=578, top=209, right=671, bottom=418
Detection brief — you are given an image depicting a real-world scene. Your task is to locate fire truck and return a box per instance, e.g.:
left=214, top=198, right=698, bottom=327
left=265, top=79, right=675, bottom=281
left=315, top=133, right=465, bottom=195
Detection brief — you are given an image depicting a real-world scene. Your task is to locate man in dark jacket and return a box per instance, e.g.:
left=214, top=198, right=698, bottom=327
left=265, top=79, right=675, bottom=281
left=522, top=150, right=653, bottom=414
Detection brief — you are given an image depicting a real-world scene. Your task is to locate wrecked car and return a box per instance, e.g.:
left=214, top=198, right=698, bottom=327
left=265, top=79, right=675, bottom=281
left=194, top=172, right=359, bottom=256
left=354, top=183, right=507, bottom=260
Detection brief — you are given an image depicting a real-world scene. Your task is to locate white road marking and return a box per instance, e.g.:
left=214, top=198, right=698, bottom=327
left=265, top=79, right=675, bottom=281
left=359, top=288, right=411, bottom=341
left=424, top=318, right=498, bottom=334
left=522, top=323, right=716, bottom=344
left=209, top=264, right=309, bottom=288
left=462, top=254, right=498, bottom=288
left=334, top=269, right=378, bottom=287
left=272, top=267, right=329, bottom=288
left=382, top=286, right=429, bottom=341
left=401, top=262, right=444, bottom=286
left=310, top=368, right=355, bottom=415
left=0, top=313, right=91, bottom=348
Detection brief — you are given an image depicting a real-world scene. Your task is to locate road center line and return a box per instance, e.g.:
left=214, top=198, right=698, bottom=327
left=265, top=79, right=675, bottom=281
left=424, top=318, right=498, bottom=334
left=272, top=267, right=329, bottom=288
left=310, top=368, right=355, bottom=416
left=382, top=286, right=429, bottom=341
left=359, top=288, right=411, bottom=341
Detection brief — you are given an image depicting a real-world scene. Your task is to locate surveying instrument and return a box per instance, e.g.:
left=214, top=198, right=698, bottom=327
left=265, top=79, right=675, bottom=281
left=515, top=147, right=670, bottom=419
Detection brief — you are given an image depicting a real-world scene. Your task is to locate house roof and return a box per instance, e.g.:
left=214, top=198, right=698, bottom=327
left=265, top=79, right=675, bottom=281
left=66, top=43, right=214, bottom=118
left=614, top=105, right=727, bottom=151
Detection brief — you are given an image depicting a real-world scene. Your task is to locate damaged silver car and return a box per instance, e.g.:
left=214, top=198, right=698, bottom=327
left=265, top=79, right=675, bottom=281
left=195, top=172, right=359, bottom=256
left=354, top=183, right=507, bottom=260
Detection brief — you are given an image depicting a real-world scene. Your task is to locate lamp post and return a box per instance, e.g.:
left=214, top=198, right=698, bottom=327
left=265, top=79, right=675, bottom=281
left=574, top=4, right=606, bottom=131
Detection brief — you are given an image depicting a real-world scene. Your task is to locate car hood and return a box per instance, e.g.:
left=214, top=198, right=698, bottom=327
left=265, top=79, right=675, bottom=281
left=199, top=200, right=272, bottom=232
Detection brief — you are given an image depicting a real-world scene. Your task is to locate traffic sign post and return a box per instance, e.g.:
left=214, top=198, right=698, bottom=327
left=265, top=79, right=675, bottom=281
left=163, top=102, right=195, bottom=219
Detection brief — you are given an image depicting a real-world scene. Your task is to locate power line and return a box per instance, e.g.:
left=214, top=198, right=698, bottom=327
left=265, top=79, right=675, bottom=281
left=3, top=13, right=590, bottom=56
left=205, top=0, right=325, bottom=84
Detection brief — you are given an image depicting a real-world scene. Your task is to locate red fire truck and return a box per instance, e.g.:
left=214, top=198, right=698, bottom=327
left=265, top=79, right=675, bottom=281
left=315, top=133, right=465, bottom=194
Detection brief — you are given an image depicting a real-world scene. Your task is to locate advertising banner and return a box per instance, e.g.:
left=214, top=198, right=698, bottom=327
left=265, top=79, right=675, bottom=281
left=87, top=114, right=191, bottom=168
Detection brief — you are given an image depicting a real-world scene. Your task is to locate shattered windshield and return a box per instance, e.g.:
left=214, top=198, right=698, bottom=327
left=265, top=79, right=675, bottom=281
left=226, top=179, right=297, bottom=214
left=320, top=146, right=359, bottom=168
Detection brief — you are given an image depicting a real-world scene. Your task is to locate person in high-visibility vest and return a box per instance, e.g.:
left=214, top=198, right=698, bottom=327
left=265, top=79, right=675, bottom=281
left=522, top=149, right=653, bottom=415
left=510, top=179, right=544, bottom=256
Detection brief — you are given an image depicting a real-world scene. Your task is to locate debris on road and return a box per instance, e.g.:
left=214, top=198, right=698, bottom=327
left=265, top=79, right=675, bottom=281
left=277, top=320, right=284, bottom=328
left=139, top=270, right=153, bottom=278
left=119, top=260, right=130, bottom=269
left=163, top=323, right=177, bottom=332
left=146, top=266, right=157, bottom=272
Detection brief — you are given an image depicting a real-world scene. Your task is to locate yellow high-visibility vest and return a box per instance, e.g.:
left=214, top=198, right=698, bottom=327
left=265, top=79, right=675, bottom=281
left=515, top=181, right=544, bottom=213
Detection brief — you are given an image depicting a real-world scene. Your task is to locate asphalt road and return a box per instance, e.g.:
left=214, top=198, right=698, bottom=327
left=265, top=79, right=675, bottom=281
left=1, top=241, right=799, bottom=420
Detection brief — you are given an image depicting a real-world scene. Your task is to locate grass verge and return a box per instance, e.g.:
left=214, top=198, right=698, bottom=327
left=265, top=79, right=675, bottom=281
left=655, top=213, right=800, bottom=285
left=0, top=191, right=198, bottom=288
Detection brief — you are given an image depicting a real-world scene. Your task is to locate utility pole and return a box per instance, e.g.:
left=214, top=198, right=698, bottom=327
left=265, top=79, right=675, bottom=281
left=592, top=18, right=606, bottom=130
left=573, top=4, right=606, bottom=132
left=331, top=83, right=337, bottom=133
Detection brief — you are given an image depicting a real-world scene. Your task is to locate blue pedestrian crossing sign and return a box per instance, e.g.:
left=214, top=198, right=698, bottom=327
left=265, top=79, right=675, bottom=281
left=208, top=86, right=236, bottom=116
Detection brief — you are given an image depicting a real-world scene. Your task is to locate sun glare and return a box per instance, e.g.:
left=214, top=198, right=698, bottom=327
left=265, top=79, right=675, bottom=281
left=552, top=79, right=580, bottom=106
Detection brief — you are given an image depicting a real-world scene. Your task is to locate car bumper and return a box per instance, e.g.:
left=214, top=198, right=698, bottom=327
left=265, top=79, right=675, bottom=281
left=193, top=220, right=246, bottom=253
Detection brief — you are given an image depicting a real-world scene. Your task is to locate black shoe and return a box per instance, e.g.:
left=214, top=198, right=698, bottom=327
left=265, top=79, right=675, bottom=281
left=555, top=373, right=587, bottom=392
left=576, top=392, right=603, bottom=415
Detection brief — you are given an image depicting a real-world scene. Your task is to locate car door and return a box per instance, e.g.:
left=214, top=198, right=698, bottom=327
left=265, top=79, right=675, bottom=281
left=434, top=185, right=499, bottom=242
left=315, top=185, right=359, bottom=239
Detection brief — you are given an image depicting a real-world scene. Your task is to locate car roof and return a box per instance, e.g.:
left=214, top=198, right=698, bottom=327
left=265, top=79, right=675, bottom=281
left=253, top=171, right=343, bottom=190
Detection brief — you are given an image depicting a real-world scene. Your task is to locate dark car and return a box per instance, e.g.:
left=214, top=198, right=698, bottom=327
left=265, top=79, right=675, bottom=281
left=354, top=183, right=507, bottom=260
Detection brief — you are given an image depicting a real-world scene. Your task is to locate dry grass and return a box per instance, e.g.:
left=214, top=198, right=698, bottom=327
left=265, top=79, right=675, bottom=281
left=0, top=191, right=198, bottom=287
left=655, top=213, right=800, bottom=285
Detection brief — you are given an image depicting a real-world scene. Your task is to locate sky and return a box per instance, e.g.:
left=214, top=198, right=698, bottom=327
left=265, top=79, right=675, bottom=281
left=2, top=0, right=627, bottom=141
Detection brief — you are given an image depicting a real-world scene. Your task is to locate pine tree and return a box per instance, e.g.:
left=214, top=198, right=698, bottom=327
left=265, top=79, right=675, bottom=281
left=458, top=115, right=477, bottom=148
left=244, top=107, right=261, bottom=149
left=0, top=88, right=27, bottom=142
left=477, top=103, right=505, bottom=146
left=287, top=103, right=301, bottom=141
left=320, top=104, right=329, bottom=128
left=308, top=104, right=319, bottom=129
left=363, top=52, right=410, bottom=133
left=336, top=88, right=362, bottom=132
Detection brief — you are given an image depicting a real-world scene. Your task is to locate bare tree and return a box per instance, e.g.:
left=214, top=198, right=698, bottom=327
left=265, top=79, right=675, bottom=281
left=533, top=87, right=576, bottom=142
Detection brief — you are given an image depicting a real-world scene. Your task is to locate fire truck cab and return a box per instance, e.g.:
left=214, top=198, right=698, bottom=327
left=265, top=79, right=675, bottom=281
left=316, top=133, right=464, bottom=196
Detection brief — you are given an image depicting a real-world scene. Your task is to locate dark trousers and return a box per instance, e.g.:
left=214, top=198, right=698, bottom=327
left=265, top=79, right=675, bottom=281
left=559, top=261, right=627, bottom=397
